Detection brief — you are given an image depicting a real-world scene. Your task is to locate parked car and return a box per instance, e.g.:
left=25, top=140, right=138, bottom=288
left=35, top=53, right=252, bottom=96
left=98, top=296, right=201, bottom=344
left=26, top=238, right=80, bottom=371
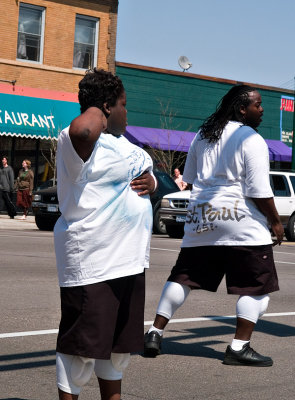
left=160, top=171, right=295, bottom=241
left=159, top=190, right=190, bottom=238
left=32, top=186, right=60, bottom=231
left=152, top=170, right=181, bottom=233
left=36, top=178, right=57, bottom=190
left=32, top=170, right=180, bottom=231
left=270, top=171, right=295, bottom=241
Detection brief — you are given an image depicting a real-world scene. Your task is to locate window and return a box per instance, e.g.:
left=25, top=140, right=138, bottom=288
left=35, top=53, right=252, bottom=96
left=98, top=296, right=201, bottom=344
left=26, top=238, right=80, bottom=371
left=270, top=174, right=291, bottom=197
left=288, top=175, right=295, bottom=194
left=17, top=3, right=45, bottom=62
left=73, top=15, right=99, bottom=69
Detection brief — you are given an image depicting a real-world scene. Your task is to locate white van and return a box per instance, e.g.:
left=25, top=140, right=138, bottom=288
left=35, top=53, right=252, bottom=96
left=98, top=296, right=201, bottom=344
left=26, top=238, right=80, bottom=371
left=160, top=171, right=295, bottom=241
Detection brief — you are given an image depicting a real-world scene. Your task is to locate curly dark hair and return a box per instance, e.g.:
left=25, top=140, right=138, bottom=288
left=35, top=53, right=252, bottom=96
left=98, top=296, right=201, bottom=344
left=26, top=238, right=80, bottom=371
left=78, top=68, right=125, bottom=114
left=199, top=85, right=257, bottom=142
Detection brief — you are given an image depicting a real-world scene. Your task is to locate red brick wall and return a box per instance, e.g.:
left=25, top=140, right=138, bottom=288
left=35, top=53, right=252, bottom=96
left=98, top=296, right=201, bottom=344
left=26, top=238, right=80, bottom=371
left=0, top=0, right=118, bottom=93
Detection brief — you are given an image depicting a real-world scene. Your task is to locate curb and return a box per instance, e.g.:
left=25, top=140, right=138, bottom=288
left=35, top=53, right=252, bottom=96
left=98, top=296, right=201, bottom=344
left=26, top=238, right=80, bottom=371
left=0, top=214, right=38, bottom=231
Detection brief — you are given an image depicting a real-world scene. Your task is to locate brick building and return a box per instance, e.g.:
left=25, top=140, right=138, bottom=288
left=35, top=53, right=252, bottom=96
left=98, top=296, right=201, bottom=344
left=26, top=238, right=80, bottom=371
left=0, top=0, right=118, bottom=186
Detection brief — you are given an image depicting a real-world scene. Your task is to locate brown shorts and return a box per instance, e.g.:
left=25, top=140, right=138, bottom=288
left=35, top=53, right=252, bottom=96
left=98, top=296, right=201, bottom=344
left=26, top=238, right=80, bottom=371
left=56, top=272, right=145, bottom=359
left=168, top=245, right=279, bottom=296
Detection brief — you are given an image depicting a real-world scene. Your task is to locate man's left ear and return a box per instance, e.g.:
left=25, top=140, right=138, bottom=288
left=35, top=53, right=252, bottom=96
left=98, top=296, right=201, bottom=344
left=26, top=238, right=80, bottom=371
left=239, top=105, right=246, bottom=115
left=238, top=105, right=246, bottom=122
left=103, top=102, right=111, bottom=118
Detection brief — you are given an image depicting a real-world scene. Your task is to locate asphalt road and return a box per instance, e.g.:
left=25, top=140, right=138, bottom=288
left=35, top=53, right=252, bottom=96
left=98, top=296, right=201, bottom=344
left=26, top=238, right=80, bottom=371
left=0, top=217, right=295, bottom=399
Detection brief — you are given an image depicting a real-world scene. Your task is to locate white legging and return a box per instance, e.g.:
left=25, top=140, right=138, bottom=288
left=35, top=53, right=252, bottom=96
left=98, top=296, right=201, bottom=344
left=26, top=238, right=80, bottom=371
left=56, top=352, right=130, bottom=395
left=236, top=294, right=270, bottom=323
left=156, top=281, right=191, bottom=319
left=156, top=281, right=269, bottom=324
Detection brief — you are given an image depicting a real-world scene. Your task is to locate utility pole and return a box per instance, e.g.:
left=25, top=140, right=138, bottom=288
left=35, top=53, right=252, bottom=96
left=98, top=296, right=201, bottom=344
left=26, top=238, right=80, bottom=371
left=292, top=77, right=295, bottom=170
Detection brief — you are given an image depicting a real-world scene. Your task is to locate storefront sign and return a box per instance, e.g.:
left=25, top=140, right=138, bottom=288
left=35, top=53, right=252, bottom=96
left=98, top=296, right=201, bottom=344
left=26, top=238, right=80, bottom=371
left=280, top=95, right=294, bottom=146
left=0, top=93, right=79, bottom=139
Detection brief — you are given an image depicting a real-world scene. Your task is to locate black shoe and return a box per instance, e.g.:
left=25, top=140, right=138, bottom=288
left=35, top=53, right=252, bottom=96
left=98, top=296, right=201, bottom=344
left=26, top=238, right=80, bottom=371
left=144, top=331, right=162, bottom=357
left=223, top=342, right=273, bottom=367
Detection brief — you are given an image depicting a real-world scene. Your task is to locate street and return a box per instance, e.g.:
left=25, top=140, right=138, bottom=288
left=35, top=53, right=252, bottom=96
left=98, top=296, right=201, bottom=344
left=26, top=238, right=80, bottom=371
left=0, top=217, right=295, bottom=399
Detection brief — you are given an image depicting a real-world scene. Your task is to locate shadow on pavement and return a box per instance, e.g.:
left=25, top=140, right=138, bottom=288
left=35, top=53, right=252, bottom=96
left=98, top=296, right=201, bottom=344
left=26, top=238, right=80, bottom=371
left=213, top=317, right=295, bottom=337
left=0, top=350, right=55, bottom=372
left=142, top=317, right=295, bottom=360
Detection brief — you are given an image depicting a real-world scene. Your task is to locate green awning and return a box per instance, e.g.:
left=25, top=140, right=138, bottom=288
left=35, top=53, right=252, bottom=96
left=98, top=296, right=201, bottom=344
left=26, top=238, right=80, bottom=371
left=0, top=93, right=80, bottom=140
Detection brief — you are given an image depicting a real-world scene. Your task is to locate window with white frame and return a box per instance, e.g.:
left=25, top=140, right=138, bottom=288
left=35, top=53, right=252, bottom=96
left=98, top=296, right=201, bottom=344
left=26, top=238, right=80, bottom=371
left=17, top=3, right=45, bottom=62
left=73, top=15, right=99, bottom=69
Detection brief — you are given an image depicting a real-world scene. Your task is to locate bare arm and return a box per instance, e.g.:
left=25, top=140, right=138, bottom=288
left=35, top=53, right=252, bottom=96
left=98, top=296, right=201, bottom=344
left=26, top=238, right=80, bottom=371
left=252, top=197, right=284, bottom=246
left=69, top=107, right=107, bottom=162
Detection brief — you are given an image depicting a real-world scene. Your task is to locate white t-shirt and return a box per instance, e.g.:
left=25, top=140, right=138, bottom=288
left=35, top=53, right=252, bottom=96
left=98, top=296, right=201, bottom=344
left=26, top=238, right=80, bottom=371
left=54, top=127, right=153, bottom=287
left=182, top=121, right=274, bottom=247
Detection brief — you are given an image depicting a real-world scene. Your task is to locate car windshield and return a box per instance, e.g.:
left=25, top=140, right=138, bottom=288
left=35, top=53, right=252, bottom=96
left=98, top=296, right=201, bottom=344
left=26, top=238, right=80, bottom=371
left=289, top=175, right=295, bottom=194
left=37, top=179, right=57, bottom=190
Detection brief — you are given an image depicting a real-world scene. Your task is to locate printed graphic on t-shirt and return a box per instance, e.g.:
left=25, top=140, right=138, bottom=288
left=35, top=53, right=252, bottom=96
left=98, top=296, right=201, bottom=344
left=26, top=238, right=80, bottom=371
left=186, top=200, right=245, bottom=234
left=126, top=148, right=149, bottom=181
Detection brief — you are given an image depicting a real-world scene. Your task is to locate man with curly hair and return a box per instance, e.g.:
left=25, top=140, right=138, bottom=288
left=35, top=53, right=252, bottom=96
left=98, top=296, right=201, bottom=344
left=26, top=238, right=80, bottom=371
left=54, top=69, right=157, bottom=400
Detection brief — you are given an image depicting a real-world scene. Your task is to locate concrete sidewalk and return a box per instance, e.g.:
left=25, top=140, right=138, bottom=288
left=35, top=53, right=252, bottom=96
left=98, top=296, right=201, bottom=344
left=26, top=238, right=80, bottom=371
left=0, top=214, right=38, bottom=230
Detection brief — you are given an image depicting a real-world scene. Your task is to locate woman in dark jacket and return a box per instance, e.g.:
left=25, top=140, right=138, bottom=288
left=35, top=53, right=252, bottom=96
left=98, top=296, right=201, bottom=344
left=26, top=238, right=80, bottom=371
left=16, top=159, right=34, bottom=220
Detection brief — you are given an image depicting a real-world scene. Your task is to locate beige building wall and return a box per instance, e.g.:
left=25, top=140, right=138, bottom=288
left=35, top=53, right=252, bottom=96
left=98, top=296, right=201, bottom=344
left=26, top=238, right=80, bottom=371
left=0, top=0, right=118, bottom=93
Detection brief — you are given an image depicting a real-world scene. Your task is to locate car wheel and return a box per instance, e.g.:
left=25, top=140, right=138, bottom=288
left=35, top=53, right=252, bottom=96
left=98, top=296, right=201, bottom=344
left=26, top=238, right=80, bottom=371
left=153, top=208, right=167, bottom=234
left=285, top=214, right=295, bottom=241
left=35, top=215, right=56, bottom=231
left=166, top=225, right=184, bottom=239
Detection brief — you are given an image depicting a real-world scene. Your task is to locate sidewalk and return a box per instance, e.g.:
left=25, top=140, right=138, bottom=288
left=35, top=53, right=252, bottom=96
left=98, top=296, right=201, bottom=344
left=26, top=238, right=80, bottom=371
left=0, top=214, right=38, bottom=230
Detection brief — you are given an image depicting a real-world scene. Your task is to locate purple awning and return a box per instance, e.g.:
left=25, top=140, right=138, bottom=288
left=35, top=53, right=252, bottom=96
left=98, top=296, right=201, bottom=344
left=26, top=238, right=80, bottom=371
left=125, top=125, right=196, bottom=152
left=125, top=126, right=292, bottom=162
left=265, top=139, right=292, bottom=162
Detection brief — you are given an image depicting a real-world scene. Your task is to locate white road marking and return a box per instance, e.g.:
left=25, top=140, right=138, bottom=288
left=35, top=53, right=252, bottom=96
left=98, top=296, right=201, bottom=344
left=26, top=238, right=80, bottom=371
left=151, top=247, right=295, bottom=264
left=1, top=312, right=295, bottom=339
left=0, top=234, right=51, bottom=239
left=151, top=247, right=179, bottom=252
left=276, top=261, right=295, bottom=264
left=145, top=311, right=295, bottom=325
left=152, top=247, right=295, bottom=254
left=274, top=251, right=295, bottom=256
left=0, top=329, right=58, bottom=339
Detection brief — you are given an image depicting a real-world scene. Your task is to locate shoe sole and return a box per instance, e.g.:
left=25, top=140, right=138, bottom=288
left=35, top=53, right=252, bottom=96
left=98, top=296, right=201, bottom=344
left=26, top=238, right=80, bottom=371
left=223, top=359, right=273, bottom=367
left=143, top=345, right=161, bottom=357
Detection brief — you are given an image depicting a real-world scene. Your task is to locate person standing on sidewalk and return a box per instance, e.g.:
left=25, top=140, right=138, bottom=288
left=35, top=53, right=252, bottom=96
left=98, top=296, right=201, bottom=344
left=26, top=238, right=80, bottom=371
left=15, top=159, right=34, bottom=220
left=0, top=156, right=17, bottom=219
left=144, top=85, right=284, bottom=367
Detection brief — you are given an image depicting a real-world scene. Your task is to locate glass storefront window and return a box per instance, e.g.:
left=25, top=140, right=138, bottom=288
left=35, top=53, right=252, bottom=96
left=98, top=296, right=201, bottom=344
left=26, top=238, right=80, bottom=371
left=0, top=136, right=13, bottom=160
left=0, top=136, right=57, bottom=190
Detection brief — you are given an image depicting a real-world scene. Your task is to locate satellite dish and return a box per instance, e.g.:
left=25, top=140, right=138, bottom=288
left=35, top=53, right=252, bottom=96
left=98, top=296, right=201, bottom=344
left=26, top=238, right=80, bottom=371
left=178, top=56, right=192, bottom=72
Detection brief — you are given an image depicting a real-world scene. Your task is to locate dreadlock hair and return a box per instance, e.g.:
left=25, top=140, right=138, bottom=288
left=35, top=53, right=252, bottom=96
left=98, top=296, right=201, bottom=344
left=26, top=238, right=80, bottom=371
left=199, top=85, right=257, bottom=143
left=78, top=68, right=124, bottom=114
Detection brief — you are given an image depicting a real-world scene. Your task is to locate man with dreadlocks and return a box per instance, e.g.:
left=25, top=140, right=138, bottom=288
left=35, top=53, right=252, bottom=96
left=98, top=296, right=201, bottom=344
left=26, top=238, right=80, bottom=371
left=144, top=85, right=284, bottom=367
